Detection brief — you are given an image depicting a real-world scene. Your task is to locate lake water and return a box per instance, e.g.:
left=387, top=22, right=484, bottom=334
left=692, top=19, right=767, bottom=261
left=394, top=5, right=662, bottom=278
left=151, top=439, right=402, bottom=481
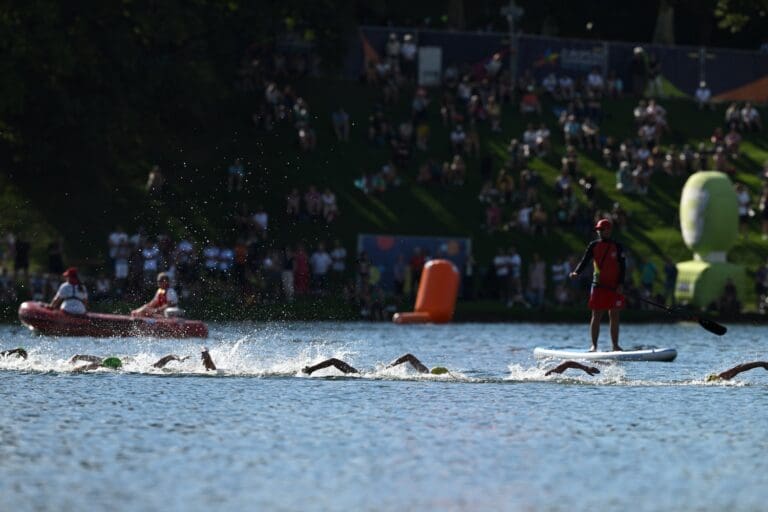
left=1, top=321, right=767, bottom=511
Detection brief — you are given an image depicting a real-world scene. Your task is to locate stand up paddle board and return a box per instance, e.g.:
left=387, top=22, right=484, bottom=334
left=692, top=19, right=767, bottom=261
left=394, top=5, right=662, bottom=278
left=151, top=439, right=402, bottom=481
left=533, top=347, right=677, bottom=362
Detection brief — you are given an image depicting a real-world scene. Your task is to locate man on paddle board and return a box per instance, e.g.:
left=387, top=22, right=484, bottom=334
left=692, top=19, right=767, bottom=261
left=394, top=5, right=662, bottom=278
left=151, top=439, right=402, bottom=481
left=570, top=218, right=625, bottom=352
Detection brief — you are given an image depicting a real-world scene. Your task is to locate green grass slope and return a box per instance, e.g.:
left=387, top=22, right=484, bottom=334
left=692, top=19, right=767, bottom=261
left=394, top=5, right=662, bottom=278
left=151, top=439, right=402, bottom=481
left=3, top=77, right=767, bottom=306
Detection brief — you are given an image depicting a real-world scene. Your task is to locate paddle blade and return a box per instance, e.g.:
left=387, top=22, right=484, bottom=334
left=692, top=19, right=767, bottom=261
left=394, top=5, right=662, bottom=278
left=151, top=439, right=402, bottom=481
left=697, top=316, right=727, bottom=336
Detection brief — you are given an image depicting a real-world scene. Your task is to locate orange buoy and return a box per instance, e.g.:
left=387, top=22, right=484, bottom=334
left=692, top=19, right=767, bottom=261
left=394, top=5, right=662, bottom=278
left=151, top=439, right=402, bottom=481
left=393, top=259, right=460, bottom=324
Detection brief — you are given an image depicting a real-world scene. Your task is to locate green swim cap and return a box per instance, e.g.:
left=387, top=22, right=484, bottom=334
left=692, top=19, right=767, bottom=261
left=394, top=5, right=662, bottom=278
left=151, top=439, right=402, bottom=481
left=706, top=374, right=720, bottom=382
left=430, top=366, right=448, bottom=375
left=102, top=357, right=122, bottom=369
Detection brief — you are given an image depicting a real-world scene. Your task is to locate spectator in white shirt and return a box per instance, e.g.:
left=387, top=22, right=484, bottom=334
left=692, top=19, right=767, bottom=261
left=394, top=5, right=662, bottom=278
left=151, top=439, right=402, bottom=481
left=385, top=33, right=401, bottom=66
left=517, top=204, right=533, bottom=233
left=108, top=226, right=128, bottom=261
left=695, top=81, right=712, bottom=110
left=586, top=67, right=604, bottom=96
left=523, top=123, right=537, bottom=150
left=741, top=102, right=762, bottom=132
left=542, top=73, right=557, bottom=97
left=218, top=246, right=234, bottom=278
left=493, top=248, right=510, bottom=304
left=141, top=241, right=160, bottom=285
left=310, top=243, right=333, bottom=293
left=450, top=125, right=466, bottom=153
left=202, top=245, right=220, bottom=276
left=400, top=34, right=417, bottom=79
left=252, top=206, right=268, bottom=237
left=558, top=75, right=575, bottom=100
left=321, top=188, right=339, bottom=223
left=330, top=239, right=347, bottom=277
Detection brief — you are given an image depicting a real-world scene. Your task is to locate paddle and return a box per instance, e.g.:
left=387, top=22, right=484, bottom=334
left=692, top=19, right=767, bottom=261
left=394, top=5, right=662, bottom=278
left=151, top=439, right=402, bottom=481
left=637, top=296, right=727, bottom=336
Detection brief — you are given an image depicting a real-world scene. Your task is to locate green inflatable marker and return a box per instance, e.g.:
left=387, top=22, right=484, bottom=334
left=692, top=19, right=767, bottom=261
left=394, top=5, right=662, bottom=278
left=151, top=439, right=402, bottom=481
left=676, top=171, right=746, bottom=307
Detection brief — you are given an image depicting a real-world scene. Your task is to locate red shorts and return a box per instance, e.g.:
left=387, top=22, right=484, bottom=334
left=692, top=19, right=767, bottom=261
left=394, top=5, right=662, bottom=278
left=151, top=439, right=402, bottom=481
left=588, top=287, right=625, bottom=311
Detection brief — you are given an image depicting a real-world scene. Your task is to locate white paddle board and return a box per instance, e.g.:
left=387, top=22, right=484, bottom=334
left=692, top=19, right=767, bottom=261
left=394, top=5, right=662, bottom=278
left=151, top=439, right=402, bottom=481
left=533, top=347, right=677, bottom=362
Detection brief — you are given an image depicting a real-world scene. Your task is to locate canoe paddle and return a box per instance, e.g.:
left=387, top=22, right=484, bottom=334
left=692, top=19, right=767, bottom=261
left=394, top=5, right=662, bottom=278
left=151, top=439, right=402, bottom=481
left=637, top=297, right=727, bottom=336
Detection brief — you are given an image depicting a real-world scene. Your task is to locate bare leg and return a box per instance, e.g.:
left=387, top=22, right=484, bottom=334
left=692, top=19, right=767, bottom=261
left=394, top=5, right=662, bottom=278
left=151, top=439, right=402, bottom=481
left=608, top=309, right=622, bottom=351
left=302, top=358, right=359, bottom=375
left=386, top=353, right=429, bottom=373
left=153, top=355, right=189, bottom=368
left=589, top=311, right=604, bottom=351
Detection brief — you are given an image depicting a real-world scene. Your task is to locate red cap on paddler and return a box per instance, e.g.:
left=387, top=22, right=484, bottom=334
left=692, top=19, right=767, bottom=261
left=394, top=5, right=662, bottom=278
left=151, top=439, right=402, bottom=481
left=594, top=219, right=612, bottom=231
left=62, top=267, right=79, bottom=278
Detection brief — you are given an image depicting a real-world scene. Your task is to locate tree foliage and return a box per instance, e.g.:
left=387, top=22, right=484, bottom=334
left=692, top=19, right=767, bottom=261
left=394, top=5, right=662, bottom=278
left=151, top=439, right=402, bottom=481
left=715, top=0, right=768, bottom=32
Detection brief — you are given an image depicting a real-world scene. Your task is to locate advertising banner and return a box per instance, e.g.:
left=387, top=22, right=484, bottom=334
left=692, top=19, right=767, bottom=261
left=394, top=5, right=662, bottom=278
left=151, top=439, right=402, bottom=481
left=357, top=234, right=471, bottom=292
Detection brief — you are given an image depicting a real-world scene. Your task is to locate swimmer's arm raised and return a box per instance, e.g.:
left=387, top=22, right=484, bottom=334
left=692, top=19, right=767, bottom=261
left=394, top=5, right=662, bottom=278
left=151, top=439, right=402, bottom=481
left=386, top=353, right=429, bottom=373
left=153, top=355, right=189, bottom=368
left=716, top=361, right=768, bottom=381
left=544, top=361, right=600, bottom=376
left=201, top=350, right=216, bottom=371
left=302, top=358, right=358, bottom=375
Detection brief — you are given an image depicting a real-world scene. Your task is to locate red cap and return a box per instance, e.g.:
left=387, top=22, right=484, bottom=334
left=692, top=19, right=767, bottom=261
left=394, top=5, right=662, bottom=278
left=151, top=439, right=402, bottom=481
left=594, top=219, right=612, bottom=231
left=62, top=267, right=79, bottom=278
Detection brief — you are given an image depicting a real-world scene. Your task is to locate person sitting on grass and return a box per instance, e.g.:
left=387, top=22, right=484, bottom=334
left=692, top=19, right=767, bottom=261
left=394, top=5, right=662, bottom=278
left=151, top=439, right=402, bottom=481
left=131, top=272, right=178, bottom=318
left=544, top=360, right=600, bottom=376
left=302, top=353, right=449, bottom=376
left=706, top=361, right=768, bottom=382
left=1, top=348, right=27, bottom=359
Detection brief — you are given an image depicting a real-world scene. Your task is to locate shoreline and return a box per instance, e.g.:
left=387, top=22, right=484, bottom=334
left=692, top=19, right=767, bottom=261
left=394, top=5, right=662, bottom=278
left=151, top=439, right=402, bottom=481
left=2, top=298, right=765, bottom=325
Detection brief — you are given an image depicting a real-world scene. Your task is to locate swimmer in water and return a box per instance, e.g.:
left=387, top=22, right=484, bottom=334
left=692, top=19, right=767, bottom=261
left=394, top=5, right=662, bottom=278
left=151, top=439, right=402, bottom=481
left=69, top=355, right=124, bottom=372
left=68, top=348, right=214, bottom=372
left=302, top=353, right=449, bottom=376
left=544, top=360, right=600, bottom=376
left=200, top=347, right=216, bottom=371
left=301, top=358, right=358, bottom=375
left=706, top=361, right=768, bottom=382
left=385, top=353, right=449, bottom=375
left=1, top=348, right=28, bottom=359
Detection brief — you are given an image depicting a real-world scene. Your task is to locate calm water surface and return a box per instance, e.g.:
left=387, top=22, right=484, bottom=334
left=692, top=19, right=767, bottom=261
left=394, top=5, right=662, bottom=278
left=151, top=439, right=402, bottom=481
left=1, top=321, right=767, bottom=511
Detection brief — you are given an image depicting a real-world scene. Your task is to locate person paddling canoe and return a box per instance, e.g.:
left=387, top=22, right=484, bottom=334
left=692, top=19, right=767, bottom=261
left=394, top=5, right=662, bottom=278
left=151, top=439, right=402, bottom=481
left=570, top=218, right=625, bottom=352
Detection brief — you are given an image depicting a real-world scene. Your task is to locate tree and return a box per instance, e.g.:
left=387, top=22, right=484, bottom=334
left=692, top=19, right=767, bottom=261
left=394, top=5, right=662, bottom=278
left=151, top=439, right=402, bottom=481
left=715, top=0, right=768, bottom=32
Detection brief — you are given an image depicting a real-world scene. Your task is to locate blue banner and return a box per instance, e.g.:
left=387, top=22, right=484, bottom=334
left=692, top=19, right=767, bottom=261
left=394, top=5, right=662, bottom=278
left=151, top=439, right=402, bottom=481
left=357, top=234, right=471, bottom=292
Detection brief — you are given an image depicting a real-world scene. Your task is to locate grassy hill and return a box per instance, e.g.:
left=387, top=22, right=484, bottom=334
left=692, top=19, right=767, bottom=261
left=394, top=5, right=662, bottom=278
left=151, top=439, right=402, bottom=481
left=3, top=77, right=767, bottom=307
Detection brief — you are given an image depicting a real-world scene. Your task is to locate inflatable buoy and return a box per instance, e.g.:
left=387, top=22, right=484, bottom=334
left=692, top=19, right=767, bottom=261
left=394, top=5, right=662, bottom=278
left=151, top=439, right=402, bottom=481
left=393, top=259, right=459, bottom=324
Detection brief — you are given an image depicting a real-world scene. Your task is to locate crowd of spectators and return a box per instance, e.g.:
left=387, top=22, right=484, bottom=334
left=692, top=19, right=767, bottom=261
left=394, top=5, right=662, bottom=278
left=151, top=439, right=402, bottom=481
left=2, top=36, right=767, bottom=320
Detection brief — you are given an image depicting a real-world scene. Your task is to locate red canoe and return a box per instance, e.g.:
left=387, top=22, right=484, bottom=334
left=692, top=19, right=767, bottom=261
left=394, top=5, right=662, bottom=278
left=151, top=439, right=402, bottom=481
left=18, top=301, right=208, bottom=338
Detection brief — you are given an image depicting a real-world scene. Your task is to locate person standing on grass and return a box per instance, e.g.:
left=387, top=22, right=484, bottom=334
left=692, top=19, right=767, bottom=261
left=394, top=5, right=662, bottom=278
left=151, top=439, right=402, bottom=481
left=570, top=219, right=625, bottom=352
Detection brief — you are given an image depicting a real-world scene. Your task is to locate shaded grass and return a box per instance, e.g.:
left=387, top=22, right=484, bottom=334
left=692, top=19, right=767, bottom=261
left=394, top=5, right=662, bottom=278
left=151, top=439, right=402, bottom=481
left=2, top=78, right=767, bottom=306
